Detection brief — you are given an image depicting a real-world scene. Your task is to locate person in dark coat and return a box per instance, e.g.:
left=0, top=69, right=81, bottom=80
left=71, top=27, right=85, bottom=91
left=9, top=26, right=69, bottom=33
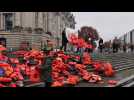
left=123, top=43, right=127, bottom=53
left=130, top=44, right=134, bottom=53
left=87, top=39, right=93, bottom=53
left=113, top=37, right=119, bottom=53
left=41, top=48, right=54, bottom=87
left=41, top=56, right=54, bottom=87
left=61, top=28, right=68, bottom=51
left=99, top=38, right=103, bottom=53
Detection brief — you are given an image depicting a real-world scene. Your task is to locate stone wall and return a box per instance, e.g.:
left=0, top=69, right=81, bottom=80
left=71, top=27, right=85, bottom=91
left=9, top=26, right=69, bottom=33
left=0, top=32, right=21, bottom=48
left=0, top=32, right=52, bottom=50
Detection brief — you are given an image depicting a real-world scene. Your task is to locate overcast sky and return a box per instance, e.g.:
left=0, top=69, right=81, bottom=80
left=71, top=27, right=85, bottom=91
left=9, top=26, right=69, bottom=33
left=72, top=12, right=134, bottom=42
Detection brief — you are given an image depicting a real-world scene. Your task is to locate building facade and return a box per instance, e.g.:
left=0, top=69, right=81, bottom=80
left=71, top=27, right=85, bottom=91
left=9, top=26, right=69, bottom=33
left=0, top=12, right=76, bottom=49
left=119, top=29, right=134, bottom=45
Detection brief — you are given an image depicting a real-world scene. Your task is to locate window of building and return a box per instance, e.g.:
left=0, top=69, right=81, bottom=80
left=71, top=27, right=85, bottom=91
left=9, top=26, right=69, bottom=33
left=3, top=13, right=13, bottom=31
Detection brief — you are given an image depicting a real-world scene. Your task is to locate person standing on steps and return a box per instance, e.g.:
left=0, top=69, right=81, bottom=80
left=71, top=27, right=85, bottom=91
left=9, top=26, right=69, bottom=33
left=99, top=38, right=103, bottom=53
left=61, top=28, right=68, bottom=52
left=41, top=48, right=54, bottom=87
left=123, top=43, right=127, bottom=53
left=113, top=37, right=119, bottom=53
left=108, top=40, right=112, bottom=54
left=130, top=43, right=134, bottom=53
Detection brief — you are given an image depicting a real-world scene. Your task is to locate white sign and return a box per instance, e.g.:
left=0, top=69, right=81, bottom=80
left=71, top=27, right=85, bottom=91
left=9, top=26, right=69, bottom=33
left=65, top=28, right=78, bottom=41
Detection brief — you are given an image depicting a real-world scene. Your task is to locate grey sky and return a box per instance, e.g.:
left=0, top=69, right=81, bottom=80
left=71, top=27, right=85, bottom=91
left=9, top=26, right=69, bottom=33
left=72, top=12, right=134, bottom=42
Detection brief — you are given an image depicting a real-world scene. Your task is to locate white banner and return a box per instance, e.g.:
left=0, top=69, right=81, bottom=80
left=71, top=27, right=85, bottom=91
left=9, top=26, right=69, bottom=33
left=65, top=28, right=78, bottom=41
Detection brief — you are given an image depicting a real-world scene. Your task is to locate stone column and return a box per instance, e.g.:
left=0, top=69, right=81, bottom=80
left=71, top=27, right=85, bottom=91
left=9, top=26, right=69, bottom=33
left=0, top=13, right=4, bottom=30
left=42, top=12, right=45, bottom=32
left=38, top=12, right=43, bottom=29
left=44, top=12, right=48, bottom=32
left=3, top=13, right=5, bottom=31
left=20, top=12, right=23, bottom=27
left=35, top=12, right=39, bottom=28
left=14, top=12, right=21, bottom=27
left=0, top=13, right=1, bottom=30
left=47, top=12, right=50, bottom=32
left=12, top=12, right=15, bottom=28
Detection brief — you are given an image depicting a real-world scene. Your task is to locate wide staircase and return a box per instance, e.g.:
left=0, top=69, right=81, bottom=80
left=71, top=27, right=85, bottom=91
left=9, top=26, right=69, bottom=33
left=24, top=52, right=134, bottom=87
left=75, top=52, right=134, bottom=87
left=91, top=52, right=134, bottom=69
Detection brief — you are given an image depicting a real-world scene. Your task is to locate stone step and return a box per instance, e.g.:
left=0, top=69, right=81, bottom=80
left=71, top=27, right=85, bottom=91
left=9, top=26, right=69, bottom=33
left=92, top=55, right=134, bottom=61
left=91, top=53, right=134, bottom=70
left=112, top=61, right=134, bottom=65
left=25, top=82, right=45, bottom=87
left=114, top=75, right=134, bottom=87
left=122, top=81, right=134, bottom=87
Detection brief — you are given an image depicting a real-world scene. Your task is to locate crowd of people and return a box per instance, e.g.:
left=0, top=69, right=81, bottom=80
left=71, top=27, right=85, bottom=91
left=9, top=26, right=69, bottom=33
left=98, top=37, right=134, bottom=54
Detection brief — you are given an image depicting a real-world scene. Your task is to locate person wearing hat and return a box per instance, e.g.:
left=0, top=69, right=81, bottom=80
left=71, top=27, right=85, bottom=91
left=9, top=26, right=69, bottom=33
left=41, top=49, right=55, bottom=87
left=43, top=40, right=53, bottom=53
left=40, top=40, right=54, bottom=87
